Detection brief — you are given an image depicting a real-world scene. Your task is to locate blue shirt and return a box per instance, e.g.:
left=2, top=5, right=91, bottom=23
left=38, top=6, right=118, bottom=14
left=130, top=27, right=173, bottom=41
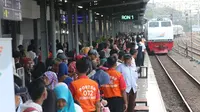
left=58, top=62, right=68, bottom=78
left=63, top=77, right=73, bottom=86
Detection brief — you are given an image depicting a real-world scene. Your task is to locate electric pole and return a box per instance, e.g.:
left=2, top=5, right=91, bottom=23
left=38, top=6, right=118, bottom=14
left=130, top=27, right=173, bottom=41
left=190, top=10, right=194, bottom=61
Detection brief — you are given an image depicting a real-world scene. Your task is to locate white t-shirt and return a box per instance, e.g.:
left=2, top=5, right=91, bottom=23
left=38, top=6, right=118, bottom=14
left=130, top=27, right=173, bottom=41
left=20, top=100, right=43, bottom=112
left=75, top=103, right=83, bottom=112
left=139, top=42, right=146, bottom=52
left=131, top=57, right=137, bottom=68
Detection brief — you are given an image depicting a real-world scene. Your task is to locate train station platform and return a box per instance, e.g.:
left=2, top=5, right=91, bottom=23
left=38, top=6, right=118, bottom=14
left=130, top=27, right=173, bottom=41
left=137, top=54, right=167, bottom=112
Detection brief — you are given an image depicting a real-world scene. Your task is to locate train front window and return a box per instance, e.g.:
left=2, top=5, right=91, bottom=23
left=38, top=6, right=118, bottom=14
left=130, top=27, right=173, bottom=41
left=161, top=22, right=171, bottom=27
left=149, top=22, right=159, bottom=27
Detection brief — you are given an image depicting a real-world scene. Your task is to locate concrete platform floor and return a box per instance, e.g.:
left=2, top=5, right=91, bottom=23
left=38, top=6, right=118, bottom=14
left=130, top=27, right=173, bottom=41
left=137, top=54, right=167, bottom=112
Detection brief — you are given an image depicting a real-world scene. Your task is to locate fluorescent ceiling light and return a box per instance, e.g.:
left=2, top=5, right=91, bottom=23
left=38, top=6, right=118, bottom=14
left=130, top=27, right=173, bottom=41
left=78, top=6, right=83, bottom=9
left=96, top=13, right=100, bottom=15
left=64, top=0, right=67, bottom=2
left=101, top=15, right=103, bottom=17
left=62, top=30, right=66, bottom=34
left=94, top=1, right=98, bottom=5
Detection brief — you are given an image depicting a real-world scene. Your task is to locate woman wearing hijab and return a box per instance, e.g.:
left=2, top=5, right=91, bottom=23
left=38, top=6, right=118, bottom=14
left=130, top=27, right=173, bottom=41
left=43, top=71, right=58, bottom=90
left=68, top=55, right=84, bottom=80
left=54, top=83, right=82, bottom=112
left=42, top=72, right=58, bottom=112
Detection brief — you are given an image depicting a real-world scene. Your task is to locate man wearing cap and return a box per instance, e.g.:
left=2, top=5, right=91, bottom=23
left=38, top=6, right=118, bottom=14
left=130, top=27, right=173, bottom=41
left=57, top=53, right=73, bottom=86
left=56, top=49, right=64, bottom=58
left=117, top=54, right=138, bottom=112
left=57, top=53, right=68, bottom=78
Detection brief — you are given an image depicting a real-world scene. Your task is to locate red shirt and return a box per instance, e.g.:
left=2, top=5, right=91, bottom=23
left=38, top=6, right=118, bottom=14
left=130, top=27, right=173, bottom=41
left=70, top=75, right=100, bottom=112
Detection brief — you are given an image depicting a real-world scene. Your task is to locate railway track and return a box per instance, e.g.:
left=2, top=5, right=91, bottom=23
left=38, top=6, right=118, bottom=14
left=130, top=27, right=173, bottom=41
left=177, top=44, right=200, bottom=56
left=179, top=38, right=198, bottom=47
left=175, top=39, right=200, bottom=57
left=194, top=38, right=200, bottom=43
left=179, top=38, right=200, bottom=51
left=177, top=36, right=200, bottom=48
left=150, top=56, right=189, bottom=112
left=156, top=55, right=200, bottom=112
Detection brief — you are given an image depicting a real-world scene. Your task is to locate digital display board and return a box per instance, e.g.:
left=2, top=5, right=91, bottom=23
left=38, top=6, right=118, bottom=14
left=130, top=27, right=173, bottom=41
left=1, top=0, right=22, bottom=21
left=121, top=15, right=134, bottom=20
left=61, top=15, right=89, bottom=24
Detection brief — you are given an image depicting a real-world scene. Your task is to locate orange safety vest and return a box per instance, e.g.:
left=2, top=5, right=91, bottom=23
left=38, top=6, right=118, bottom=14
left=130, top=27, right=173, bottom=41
left=71, top=77, right=100, bottom=112
left=101, top=68, right=125, bottom=98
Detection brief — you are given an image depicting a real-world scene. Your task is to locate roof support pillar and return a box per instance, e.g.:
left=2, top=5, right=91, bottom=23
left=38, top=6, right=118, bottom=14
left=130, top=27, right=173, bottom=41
left=108, top=18, right=112, bottom=37
left=0, top=17, right=2, bottom=38
left=74, top=3, right=79, bottom=54
left=49, top=0, right=56, bottom=58
left=40, top=0, right=48, bottom=62
left=103, top=17, right=107, bottom=38
left=11, top=21, right=17, bottom=51
left=82, top=10, right=87, bottom=46
left=119, top=21, right=122, bottom=32
left=33, top=19, right=39, bottom=54
left=67, top=3, right=73, bottom=51
left=99, top=19, right=102, bottom=38
left=92, top=11, right=96, bottom=41
left=108, top=20, right=110, bottom=36
left=89, top=10, right=93, bottom=46
left=112, top=19, right=115, bottom=37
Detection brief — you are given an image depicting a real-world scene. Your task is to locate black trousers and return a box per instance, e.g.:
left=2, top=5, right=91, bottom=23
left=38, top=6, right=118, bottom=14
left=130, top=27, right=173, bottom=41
left=105, top=97, right=124, bottom=112
left=142, top=52, right=145, bottom=66
left=127, top=89, right=137, bottom=112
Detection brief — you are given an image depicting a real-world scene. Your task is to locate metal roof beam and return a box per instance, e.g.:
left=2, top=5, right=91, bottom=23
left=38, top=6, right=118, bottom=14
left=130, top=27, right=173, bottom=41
left=112, top=8, right=146, bottom=15
left=77, top=0, right=101, bottom=4
left=91, top=0, right=148, bottom=10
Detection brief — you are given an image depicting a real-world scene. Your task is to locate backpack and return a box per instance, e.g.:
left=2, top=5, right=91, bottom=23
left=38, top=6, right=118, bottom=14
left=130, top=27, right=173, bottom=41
left=23, top=107, right=37, bottom=112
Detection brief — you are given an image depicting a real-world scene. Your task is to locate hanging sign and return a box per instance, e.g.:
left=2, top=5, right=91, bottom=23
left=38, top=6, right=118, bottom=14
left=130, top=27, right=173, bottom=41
left=1, top=0, right=22, bottom=21
left=121, top=15, right=134, bottom=20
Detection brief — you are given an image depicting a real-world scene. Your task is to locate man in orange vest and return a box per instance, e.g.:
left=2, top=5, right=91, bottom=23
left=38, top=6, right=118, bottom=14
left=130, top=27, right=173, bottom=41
left=101, top=56, right=128, bottom=112
left=69, top=58, right=101, bottom=112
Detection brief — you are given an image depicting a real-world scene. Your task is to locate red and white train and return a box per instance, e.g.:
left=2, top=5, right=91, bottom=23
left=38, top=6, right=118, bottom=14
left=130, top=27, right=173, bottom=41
left=145, top=18, right=174, bottom=54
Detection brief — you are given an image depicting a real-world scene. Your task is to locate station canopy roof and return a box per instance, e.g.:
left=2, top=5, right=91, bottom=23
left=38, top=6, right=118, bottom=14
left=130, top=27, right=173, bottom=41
left=34, top=0, right=149, bottom=21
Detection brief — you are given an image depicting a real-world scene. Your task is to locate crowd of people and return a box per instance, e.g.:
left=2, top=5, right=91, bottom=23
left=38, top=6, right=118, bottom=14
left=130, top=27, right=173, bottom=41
left=13, top=32, right=146, bottom=112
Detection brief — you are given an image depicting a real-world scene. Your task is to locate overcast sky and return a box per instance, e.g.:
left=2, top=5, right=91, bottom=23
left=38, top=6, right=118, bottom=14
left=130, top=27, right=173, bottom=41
left=149, top=0, right=195, bottom=3
left=148, top=0, right=200, bottom=12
